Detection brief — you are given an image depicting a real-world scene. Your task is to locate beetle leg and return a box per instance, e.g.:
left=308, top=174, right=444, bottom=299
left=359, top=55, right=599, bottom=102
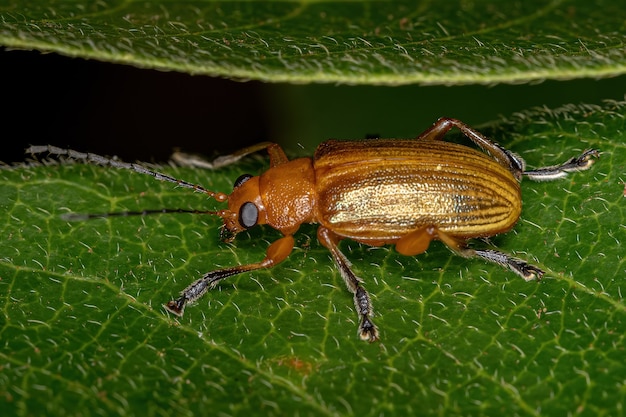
left=471, top=249, right=544, bottom=281
left=417, top=117, right=525, bottom=179
left=172, top=142, right=291, bottom=169
left=211, top=142, right=289, bottom=169
left=436, top=229, right=544, bottom=281
left=317, top=227, right=379, bottom=342
left=523, top=149, right=599, bottom=181
left=165, top=235, right=295, bottom=316
left=395, top=226, right=437, bottom=256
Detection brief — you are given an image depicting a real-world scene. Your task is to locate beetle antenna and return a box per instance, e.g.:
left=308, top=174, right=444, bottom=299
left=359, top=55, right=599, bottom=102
left=60, top=208, right=220, bottom=222
left=26, top=145, right=228, bottom=202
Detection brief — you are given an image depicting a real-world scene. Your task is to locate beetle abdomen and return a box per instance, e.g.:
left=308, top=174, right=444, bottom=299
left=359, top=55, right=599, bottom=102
left=313, top=139, right=521, bottom=242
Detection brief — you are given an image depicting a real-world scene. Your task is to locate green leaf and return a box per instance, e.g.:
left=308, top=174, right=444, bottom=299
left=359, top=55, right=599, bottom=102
left=1, top=0, right=625, bottom=84
left=1, top=100, right=624, bottom=416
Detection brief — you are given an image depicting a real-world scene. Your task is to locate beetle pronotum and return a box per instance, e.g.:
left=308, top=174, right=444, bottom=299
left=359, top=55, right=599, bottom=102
left=29, top=117, right=598, bottom=342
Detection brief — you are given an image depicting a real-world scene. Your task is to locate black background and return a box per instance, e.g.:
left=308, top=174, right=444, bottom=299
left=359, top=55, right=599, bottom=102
left=3, top=47, right=624, bottom=164
left=3, top=48, right=273, bottom=163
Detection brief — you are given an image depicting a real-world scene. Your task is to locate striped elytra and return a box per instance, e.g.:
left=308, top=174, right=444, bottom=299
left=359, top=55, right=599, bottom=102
left=313, top=139, right=521, bottom=243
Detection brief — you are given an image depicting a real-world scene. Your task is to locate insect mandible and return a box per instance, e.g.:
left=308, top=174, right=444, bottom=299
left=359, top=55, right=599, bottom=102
left=29, top=117, right=599, bottom=342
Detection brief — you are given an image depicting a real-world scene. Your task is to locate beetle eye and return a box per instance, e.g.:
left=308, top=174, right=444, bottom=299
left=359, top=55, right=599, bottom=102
left=233, top=173, right=253, bottom=189
left=238, top=202, right=258, bottom=229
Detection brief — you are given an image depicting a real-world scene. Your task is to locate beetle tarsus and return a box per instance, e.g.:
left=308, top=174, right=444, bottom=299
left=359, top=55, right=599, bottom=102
left=163, top=269, right=239, bottom=317
left=503, top=257, right=545, bottom=281
left=360, top=318, right=379, bottom=343
left=517, top=264, right=545, bottom=282
left=165, top=297, right=186, bottom=316
left=472, top=249, right=544, bottom=281
left=571, top=149, right=600, bottom=167
left=523, top=149, right=599, bottom=181
left=355, top=287, right=378, bottom=342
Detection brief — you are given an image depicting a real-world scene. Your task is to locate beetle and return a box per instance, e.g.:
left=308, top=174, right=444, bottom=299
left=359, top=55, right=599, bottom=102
left=29, top=117, right=598, bottom=342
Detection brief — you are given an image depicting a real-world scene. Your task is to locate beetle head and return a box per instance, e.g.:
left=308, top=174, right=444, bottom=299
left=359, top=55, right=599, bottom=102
left=217, top=173, right=268, bottom=243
